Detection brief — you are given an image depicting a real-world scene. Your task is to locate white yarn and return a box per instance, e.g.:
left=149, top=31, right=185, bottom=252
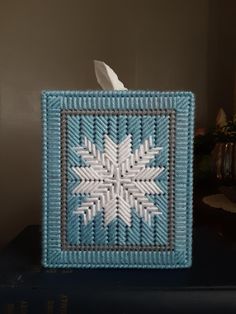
left=73, top=134, right=164, bottom=226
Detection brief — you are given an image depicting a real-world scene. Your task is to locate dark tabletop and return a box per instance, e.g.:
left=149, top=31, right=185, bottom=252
left=1, top=184, right=236, bottom=313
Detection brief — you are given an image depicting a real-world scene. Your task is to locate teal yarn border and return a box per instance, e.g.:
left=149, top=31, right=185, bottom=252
left=42, top=91, right=195, bottom=268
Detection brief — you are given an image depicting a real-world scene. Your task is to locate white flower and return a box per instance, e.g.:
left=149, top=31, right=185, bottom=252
left=72, top=134, right=164, bottom=226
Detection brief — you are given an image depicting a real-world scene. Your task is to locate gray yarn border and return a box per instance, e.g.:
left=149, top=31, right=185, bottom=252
left=61, top=109, right=175, bottom=252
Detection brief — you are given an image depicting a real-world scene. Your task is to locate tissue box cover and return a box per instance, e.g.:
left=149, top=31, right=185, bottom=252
left=42, top=91, right=194, bottom=268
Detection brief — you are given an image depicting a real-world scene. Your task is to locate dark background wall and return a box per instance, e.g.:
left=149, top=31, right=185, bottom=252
left=207, top=0, right=236, bottom=126
left=0, top=0, right=235, bottom=247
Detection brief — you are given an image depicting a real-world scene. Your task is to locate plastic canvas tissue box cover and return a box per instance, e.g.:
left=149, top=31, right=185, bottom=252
left=42, top=90, right=194, bottom=268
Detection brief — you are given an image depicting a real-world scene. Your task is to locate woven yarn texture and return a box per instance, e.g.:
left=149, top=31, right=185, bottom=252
left=42, top=91, right=194, bottom=268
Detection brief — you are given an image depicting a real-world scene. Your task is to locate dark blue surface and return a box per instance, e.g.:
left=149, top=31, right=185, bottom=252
left=1, top=224, right=236, bottom=313
left=1, top=225, right=236, bottom=287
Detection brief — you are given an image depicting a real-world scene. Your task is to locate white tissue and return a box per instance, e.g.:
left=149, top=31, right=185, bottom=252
left=94, top=60, right=127, bottom=91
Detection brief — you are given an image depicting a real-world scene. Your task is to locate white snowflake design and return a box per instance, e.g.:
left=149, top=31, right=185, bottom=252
left=72, top=134, right=165, bottom=227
